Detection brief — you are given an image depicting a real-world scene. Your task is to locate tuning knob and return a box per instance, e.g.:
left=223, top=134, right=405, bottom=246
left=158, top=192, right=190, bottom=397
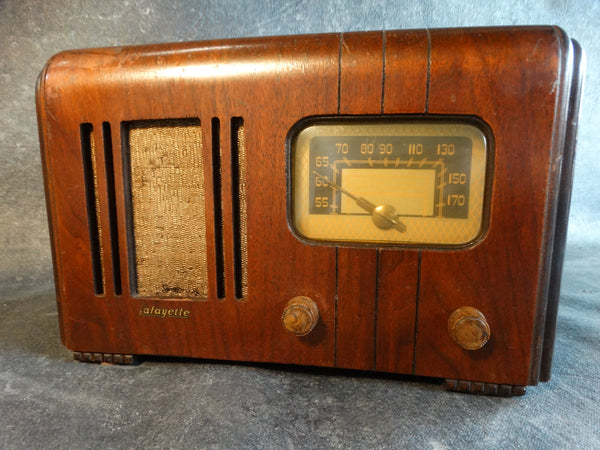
left=448, top=307, right=490, bottom=350
left=281, top=296, right=319, bottom=336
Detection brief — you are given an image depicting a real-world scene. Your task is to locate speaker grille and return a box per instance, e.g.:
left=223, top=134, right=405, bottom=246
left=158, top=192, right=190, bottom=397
left=127, top=119, right=208, bottom=298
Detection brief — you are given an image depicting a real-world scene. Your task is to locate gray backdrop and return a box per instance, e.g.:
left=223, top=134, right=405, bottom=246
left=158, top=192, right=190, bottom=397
left=1, top=1, right=598, bottom=448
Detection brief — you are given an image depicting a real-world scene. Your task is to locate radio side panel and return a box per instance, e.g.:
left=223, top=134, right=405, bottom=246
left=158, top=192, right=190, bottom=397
left=540, top=39, right=584, bottom=382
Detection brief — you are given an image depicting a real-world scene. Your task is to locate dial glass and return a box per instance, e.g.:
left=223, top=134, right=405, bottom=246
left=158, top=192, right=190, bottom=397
left=288, top=118, right=490, bottom=246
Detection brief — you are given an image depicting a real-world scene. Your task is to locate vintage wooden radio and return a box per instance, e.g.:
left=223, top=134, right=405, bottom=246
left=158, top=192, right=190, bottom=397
left=37, top=26, right=583, bottom=396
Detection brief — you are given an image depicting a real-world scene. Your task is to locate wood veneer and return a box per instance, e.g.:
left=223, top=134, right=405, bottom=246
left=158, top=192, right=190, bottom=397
left=37, top=26, right=583, bottom=394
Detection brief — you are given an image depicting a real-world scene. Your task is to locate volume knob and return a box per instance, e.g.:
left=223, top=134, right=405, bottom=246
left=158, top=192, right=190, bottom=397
left=448, top=307, right=490, bottom=350
left=282, top=296, right=319, bottom=336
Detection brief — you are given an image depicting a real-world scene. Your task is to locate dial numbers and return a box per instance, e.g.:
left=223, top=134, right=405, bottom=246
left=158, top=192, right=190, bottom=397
left=290, top=120, right=489, bottom=246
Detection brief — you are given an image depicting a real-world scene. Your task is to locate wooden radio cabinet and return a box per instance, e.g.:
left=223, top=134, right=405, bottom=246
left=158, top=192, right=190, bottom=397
left=37, top=26, right=584, bottom=395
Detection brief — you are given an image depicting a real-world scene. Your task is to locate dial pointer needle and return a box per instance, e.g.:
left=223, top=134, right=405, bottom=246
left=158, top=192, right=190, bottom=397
left=313, top=171, right=407, bottom=232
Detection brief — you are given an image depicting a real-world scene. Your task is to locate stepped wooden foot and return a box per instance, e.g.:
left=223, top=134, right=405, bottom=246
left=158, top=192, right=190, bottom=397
left=73, top=352, right=137, bottom=365
left=444, top=379, right=526, bottom=397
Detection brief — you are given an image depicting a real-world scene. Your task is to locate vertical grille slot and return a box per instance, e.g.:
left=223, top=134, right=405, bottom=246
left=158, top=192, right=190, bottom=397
left=102, top=122, right=122, bottom=296
left=80, top=123, right=105, bottom=295
left=124, top=119, right=208, bottom=298
left=231, top=117, right=248, bottom=300
left=211, top=117, right=226, bottom=299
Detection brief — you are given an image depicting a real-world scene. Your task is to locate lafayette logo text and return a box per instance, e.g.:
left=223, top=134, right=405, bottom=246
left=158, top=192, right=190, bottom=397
left=139, top=305, right=191, bottom=319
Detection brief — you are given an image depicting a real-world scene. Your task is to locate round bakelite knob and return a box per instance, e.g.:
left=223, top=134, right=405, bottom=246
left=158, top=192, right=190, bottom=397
left=282, top=296, right=319, bottom=336
left=448, top=307, right=490, bottom=350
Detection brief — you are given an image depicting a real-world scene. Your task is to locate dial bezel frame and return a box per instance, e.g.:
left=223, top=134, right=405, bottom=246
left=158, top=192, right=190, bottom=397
left=285, top=114, right=495, bottom=250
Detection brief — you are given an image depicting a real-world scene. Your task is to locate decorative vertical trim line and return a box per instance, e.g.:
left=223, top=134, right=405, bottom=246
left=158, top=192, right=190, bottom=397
left=337, top=33, right=343, bottom=114
left=381, top=30, right=387, bottom=114
left=425, top=29, right=432, bottom=113
left=412, top=250, right=422, bottom=374
left=373, top=249, right=380, bottom=370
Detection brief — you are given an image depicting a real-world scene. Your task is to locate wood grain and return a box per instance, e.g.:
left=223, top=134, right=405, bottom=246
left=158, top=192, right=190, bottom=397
left=39, top=34, right=341, bottom=366
left=375, top=29, right=428, bottom=374
left=37, top=27, right=579, bottom=389
left=336, top=31, right=382, bottom=370
left=415, top=27, right=570, bottom=385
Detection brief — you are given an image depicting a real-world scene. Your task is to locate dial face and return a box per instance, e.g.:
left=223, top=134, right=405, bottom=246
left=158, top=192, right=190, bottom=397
left=288, top=118, right=490, bottom=246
